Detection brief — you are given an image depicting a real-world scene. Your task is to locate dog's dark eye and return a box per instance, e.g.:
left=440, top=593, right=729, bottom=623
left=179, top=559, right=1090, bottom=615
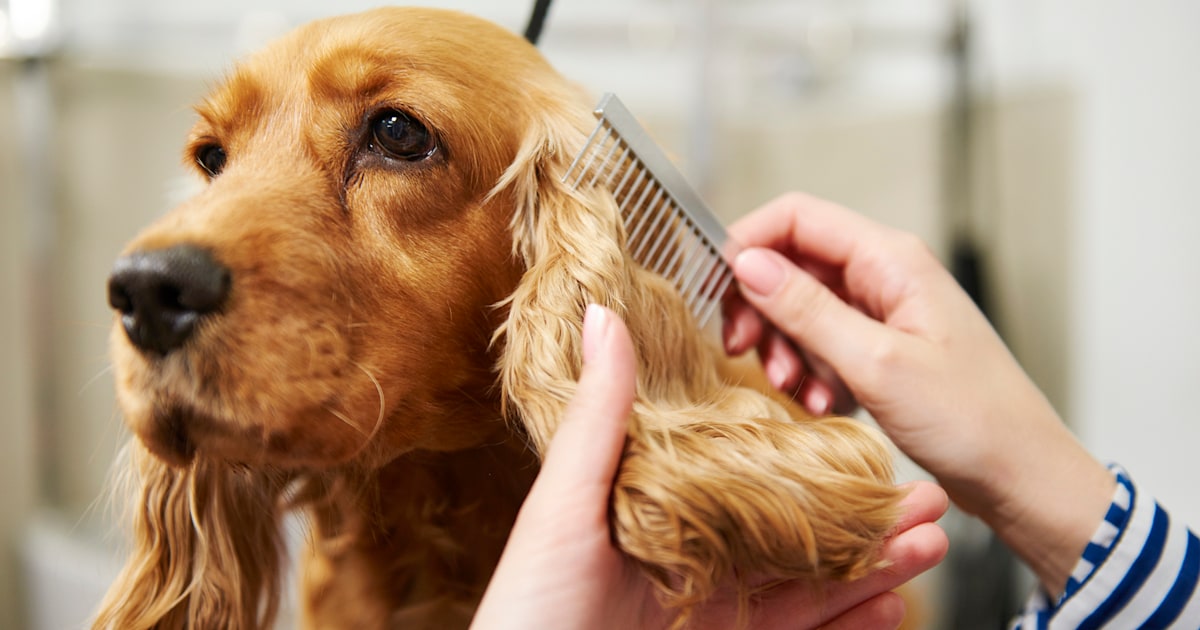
left=369, top=110, right=436, bottom=161
left=196, top=145, right=227, bottom=177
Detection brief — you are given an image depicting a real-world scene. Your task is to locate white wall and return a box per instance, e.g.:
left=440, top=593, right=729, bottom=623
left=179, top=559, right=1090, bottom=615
left=1069, top=1, right=1199, bottom=528
left=1071, top=3, right=1200, bottom=526
left=983, top=1, right=1200, bottom=527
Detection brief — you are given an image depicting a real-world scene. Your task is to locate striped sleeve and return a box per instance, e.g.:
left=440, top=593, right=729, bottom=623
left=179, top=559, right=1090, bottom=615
left=1011, top=466, right=1200, bottom=629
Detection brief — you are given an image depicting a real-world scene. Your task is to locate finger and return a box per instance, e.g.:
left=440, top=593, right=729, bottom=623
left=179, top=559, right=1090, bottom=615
left=533, top=304, right=637, bottom=512
left=733, top=247, right=893, bottom=380
left=722, top=293, right=765, bottom=355
left=826, top=378, right=858, bottom=416
left=726, top=286, right=852, bottom=417
left=818, top=591, right=906, bottom=630
left=759, top=327, right=806, bottom=392
left=728, top=192, right=889, bottom=267
left=795, top=377, right=858, bottom=417
left=475, top=308, right=637, bottom=629
left=891, top=481, right=950, bottom=533
left=750, top=505, right=948, bottom=627
left=823, top=522, right=948, bottom=615
left=772, top=481, right=948, bottom=603
left=796, top=352, right=858, bottom=416
left=798, top=258, right=848, bottom=295
left=798, top=380, right=835, bottom=416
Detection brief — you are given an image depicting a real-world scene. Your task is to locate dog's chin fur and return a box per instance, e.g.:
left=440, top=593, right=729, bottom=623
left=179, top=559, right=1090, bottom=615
left=94, top=7, right=903, bottom=630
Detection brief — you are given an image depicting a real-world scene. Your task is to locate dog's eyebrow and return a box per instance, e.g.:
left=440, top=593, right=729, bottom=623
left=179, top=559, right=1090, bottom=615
left=196, top=70, right=268, bottom=131
left=307, top=48, right=397, bottom=105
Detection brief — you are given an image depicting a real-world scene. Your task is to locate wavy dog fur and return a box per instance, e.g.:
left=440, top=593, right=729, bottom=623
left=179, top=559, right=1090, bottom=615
left=496, top=114, right=902, bottom=618
left=96, top=7, right=902, bottom=629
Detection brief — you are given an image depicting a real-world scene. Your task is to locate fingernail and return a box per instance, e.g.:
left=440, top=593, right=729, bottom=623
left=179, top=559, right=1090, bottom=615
left=766, top=360, right=789, bottom=390
left=735, top=249, right=785, bottom=297
left=806, top=388, right=830, bottom=415
left=723, top=317, right=741, bottom=353
left=583, top=303, right=609, bottom=364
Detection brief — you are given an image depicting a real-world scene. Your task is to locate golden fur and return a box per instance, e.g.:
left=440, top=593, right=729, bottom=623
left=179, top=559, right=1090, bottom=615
left=95, top=7, right=903, bottom=629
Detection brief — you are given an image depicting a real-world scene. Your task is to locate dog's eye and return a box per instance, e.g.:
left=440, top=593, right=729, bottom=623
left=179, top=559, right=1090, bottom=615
left=196, top=145, right=227, bottom=177
left=369, top=110, right=436, bottom=161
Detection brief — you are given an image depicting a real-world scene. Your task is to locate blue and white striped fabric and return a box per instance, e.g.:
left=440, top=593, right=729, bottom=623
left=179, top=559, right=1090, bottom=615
left=1012, top=466, right=1200, bottom=629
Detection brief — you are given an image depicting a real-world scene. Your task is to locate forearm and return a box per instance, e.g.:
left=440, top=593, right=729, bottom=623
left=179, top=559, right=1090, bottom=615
left=972, top=419, right=1115, bottom=597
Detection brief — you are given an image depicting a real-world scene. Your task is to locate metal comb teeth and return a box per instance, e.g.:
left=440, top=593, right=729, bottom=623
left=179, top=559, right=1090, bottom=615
left=562, top=93, right=738, bottom=329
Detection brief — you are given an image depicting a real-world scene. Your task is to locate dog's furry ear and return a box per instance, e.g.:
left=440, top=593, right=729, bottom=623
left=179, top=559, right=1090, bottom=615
left=92, top=444, right=288, bottom=630
left=491, top=105, right=634, bottom=452
left=495, top=106, right=907, bottom=623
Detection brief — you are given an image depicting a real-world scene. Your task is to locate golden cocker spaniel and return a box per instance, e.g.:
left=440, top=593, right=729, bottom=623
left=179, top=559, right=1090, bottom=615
left=96, top=7, right=902, bottom=629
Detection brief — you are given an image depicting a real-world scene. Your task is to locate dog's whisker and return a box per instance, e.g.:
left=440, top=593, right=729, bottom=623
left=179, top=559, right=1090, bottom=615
left=86, top=401, right=130, bottom=470
left=322, top=363, right=387, bottom=453
left=356, top=362, right=387, bottom=444
left=325, top=407, right=367, bottom=437
left=80, top=363, right=116, bottom=396
left=305, top=336, right=319, bottom=372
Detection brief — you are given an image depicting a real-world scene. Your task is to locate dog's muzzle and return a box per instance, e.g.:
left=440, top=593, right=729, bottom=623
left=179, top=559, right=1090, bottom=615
left=107, top=244, right=230, bottom=357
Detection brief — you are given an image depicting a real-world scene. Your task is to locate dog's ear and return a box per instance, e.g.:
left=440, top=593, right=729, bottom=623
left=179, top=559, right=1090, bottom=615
left=491, top=105, right=633, bottom=453
left=491, top=95, right=737, bottom=438
left=92, top=444, right=287, bottom=630
left=495, top=106, right=906, bottom=622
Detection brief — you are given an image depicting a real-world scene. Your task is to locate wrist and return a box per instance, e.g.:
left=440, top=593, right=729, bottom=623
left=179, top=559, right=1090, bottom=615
left=968, top=421, right=1114, bottom=597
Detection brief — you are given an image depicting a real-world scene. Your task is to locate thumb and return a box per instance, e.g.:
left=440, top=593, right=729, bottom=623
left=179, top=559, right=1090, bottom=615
left=533, top=304, right=636, bottom=509
left=732, top=247, right=885, bottom=380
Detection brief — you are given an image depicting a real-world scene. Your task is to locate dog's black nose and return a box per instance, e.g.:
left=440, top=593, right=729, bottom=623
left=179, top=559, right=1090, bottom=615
left=107, top=245, right=230, bottom=356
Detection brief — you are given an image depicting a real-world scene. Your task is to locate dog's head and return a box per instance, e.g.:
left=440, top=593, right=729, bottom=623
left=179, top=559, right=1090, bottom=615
left=98, top=8, right=608, bottom=627
left=106, top=7, right=591, bottom=470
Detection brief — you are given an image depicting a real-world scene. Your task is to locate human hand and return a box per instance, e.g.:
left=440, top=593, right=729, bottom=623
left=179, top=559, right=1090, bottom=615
left=722, top=192, right=1113, bottom=594
left=472, top=304, right=949, bottom=630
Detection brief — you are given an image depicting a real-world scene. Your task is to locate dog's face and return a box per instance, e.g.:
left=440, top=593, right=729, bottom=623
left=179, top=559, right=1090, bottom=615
left=107, top=8, right=579, bottom=469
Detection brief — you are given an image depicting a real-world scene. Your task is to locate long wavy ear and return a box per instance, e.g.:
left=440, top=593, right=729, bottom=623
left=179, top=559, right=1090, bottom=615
left=496, top=104, right=907, bottom=623
left=92, top=443, right=288, bottom=630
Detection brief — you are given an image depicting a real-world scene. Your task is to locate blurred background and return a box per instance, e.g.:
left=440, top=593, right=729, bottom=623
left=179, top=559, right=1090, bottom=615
left=1, top=0, right=1197, bottom=627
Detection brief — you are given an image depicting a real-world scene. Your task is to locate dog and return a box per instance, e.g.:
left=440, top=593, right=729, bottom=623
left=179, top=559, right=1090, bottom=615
left=95, top=7, right=903, bottom=629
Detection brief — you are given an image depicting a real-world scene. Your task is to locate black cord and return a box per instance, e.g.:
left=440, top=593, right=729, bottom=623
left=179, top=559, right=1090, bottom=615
left=524, top=0, right=553, bottom=45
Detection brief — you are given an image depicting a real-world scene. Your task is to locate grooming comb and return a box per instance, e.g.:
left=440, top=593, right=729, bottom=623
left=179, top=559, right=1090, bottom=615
left=562, top=93, right=740, bottom=329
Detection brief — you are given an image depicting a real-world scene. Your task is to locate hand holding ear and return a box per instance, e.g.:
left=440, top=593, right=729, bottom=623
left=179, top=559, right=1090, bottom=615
left=473, top=304, right=949, bottom=630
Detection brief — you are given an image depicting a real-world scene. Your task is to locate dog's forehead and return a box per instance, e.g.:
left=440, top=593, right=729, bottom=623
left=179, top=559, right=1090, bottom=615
left=199, top=7, right=549, bottom=129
